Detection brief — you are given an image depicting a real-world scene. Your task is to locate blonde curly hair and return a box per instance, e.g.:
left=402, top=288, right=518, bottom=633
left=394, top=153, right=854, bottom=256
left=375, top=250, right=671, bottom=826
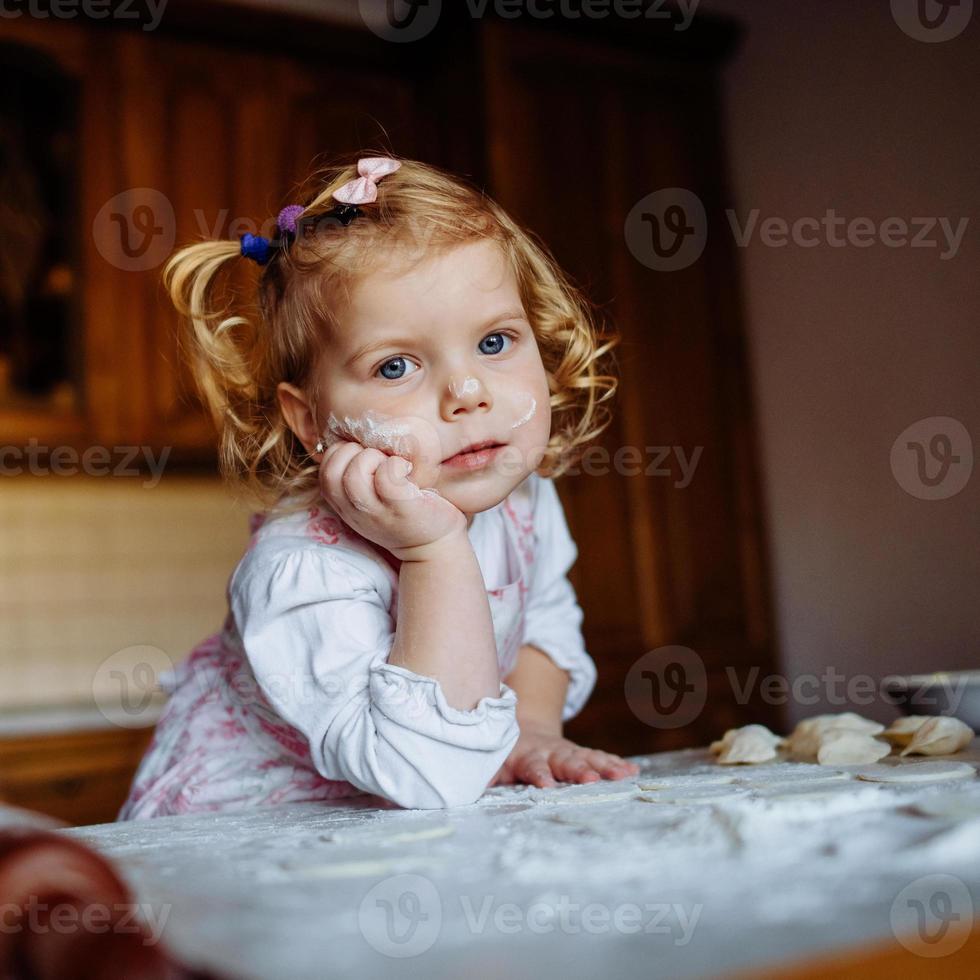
left=163, top=154, right=618, bottom=519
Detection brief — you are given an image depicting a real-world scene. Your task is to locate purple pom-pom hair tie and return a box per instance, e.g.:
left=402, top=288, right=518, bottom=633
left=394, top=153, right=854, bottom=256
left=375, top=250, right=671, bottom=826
left=239, top=155, right=401, bottom=266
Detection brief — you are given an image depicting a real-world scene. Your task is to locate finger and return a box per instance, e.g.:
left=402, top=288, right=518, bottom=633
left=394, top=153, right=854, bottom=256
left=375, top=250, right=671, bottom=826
left=583, top=751, right=635, bottom=779
left=375, top=455, right=419, bottom=504
left=552, top=755, right=602, bottom=783
left=516, top=757, right=557, bottom=788
left=321, top=442, right=362, bottom=507
left=342, top=448, right=387, bottom=512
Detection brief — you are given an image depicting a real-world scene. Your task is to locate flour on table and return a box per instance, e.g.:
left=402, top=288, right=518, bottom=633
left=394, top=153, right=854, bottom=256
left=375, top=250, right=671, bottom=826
left=912, top=792, right=980, bottom=820
left=854, top=760, right=977, bottom=783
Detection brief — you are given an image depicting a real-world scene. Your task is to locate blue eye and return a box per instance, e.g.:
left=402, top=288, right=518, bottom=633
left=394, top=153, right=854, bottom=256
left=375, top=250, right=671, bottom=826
left=377, top=357, right=417, bottom=381
left=479, top=332, right=512, bottom=355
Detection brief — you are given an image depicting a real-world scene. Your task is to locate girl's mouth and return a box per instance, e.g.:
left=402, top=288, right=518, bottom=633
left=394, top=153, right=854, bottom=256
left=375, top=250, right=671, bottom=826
left=441, top=440, right=506, bottom=470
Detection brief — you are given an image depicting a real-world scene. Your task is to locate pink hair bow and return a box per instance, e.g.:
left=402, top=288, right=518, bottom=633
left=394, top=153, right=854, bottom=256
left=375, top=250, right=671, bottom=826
left=333, top=156, right=401, bottom=205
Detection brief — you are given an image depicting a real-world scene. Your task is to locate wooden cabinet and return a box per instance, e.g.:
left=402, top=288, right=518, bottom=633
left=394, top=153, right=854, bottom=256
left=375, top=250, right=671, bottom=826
left=0, top=727, right=154, bottom=827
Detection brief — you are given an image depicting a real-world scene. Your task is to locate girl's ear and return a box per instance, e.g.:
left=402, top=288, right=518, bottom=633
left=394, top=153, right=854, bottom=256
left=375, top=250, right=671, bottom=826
left=277, top=382, right=320, bottom=456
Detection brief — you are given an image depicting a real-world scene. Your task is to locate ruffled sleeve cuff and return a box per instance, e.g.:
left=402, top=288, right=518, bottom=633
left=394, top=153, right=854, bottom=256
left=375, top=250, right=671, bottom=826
left=370, top=661, right=519, bottom=744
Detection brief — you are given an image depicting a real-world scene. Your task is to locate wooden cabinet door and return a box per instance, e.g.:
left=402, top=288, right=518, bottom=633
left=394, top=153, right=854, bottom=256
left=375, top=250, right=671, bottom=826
left=481, top=22, right=780, bottom=752
left=111, top=29, right=452, bottom=464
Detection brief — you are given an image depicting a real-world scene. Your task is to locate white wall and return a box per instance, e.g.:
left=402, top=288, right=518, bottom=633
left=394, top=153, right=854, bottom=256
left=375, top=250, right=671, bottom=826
left=702, top=0, right=979, bottom=722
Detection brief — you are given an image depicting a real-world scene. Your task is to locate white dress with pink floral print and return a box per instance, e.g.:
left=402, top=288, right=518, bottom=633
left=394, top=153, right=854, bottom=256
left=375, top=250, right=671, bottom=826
left=117, top=473, right=596, bottom=819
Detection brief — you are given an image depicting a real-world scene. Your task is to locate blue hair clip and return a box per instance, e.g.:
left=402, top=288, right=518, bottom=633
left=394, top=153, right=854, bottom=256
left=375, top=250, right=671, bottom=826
left=240, top=232, right=272, bottom=265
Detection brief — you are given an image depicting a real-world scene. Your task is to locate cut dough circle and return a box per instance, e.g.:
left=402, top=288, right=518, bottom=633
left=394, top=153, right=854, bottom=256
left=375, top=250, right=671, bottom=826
left=854, top=761, right=977, bottom=783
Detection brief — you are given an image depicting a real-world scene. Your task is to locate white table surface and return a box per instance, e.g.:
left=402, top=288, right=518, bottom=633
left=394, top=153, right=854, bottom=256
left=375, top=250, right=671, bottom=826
left=50, top=743, right=980, bottom=980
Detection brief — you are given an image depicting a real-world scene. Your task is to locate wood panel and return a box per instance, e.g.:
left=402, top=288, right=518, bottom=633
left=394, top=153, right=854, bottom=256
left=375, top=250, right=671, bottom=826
left=0, top=727, right=154, bottom=827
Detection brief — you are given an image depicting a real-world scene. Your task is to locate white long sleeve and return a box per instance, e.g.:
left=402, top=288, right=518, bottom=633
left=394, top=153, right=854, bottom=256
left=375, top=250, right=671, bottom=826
left=229, top=547, right=520, bottom=809
left=521, top=477, right=598, bottom=721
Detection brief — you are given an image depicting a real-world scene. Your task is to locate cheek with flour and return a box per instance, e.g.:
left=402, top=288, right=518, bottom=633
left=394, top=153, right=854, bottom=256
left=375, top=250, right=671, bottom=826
left=321, top=411, right=444, bottom=489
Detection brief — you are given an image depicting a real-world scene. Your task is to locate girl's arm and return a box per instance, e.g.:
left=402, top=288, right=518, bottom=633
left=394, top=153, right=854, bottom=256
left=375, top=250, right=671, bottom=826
left=503, top=643, right=569, bottom=735
left=387, top=529, right=502, bottom=710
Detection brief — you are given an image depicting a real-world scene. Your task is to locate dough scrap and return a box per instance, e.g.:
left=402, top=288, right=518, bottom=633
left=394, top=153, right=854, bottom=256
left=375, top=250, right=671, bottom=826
left=854, top=761, right=977, bottom=783
left=785, top=712, right=885, bottom=761
left=709, top=725, right=782, bottom=765
left=900, top=716, right=974, bottom=757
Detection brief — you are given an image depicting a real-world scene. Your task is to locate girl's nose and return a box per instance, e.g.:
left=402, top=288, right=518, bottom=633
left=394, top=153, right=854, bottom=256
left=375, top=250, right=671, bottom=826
left=442, top=374, right=492, bottom=420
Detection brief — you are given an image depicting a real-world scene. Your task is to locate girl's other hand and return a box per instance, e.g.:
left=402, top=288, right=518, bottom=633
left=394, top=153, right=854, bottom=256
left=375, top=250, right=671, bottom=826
left=319, top=440, right=467, bottom=561
left=488, top=724, right=641, bottom=788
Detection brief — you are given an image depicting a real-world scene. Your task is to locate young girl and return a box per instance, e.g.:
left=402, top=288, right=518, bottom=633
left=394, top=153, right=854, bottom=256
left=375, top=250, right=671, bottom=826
left=118, top=155, right=639, bottom=819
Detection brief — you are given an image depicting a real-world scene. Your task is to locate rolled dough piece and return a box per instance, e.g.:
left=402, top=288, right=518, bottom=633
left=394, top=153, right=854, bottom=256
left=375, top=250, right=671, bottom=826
left=637, top=773, right=738, bottom=790
left=710, top=725, right=781, bottom=765
left=532, top=786, right=639, bottom=805
left=816, top=730, right=891, bottom=766
left=854, top=761, right=977, bottom=783
left=900, top=716, right=974, bottom=757
left=638, top=787, right=746, bottom=805
left=786, top=712, right=885, bottom=761
left=733, top=768, right=853, bottom=788
left=882, top=715, right=932, bottom=747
